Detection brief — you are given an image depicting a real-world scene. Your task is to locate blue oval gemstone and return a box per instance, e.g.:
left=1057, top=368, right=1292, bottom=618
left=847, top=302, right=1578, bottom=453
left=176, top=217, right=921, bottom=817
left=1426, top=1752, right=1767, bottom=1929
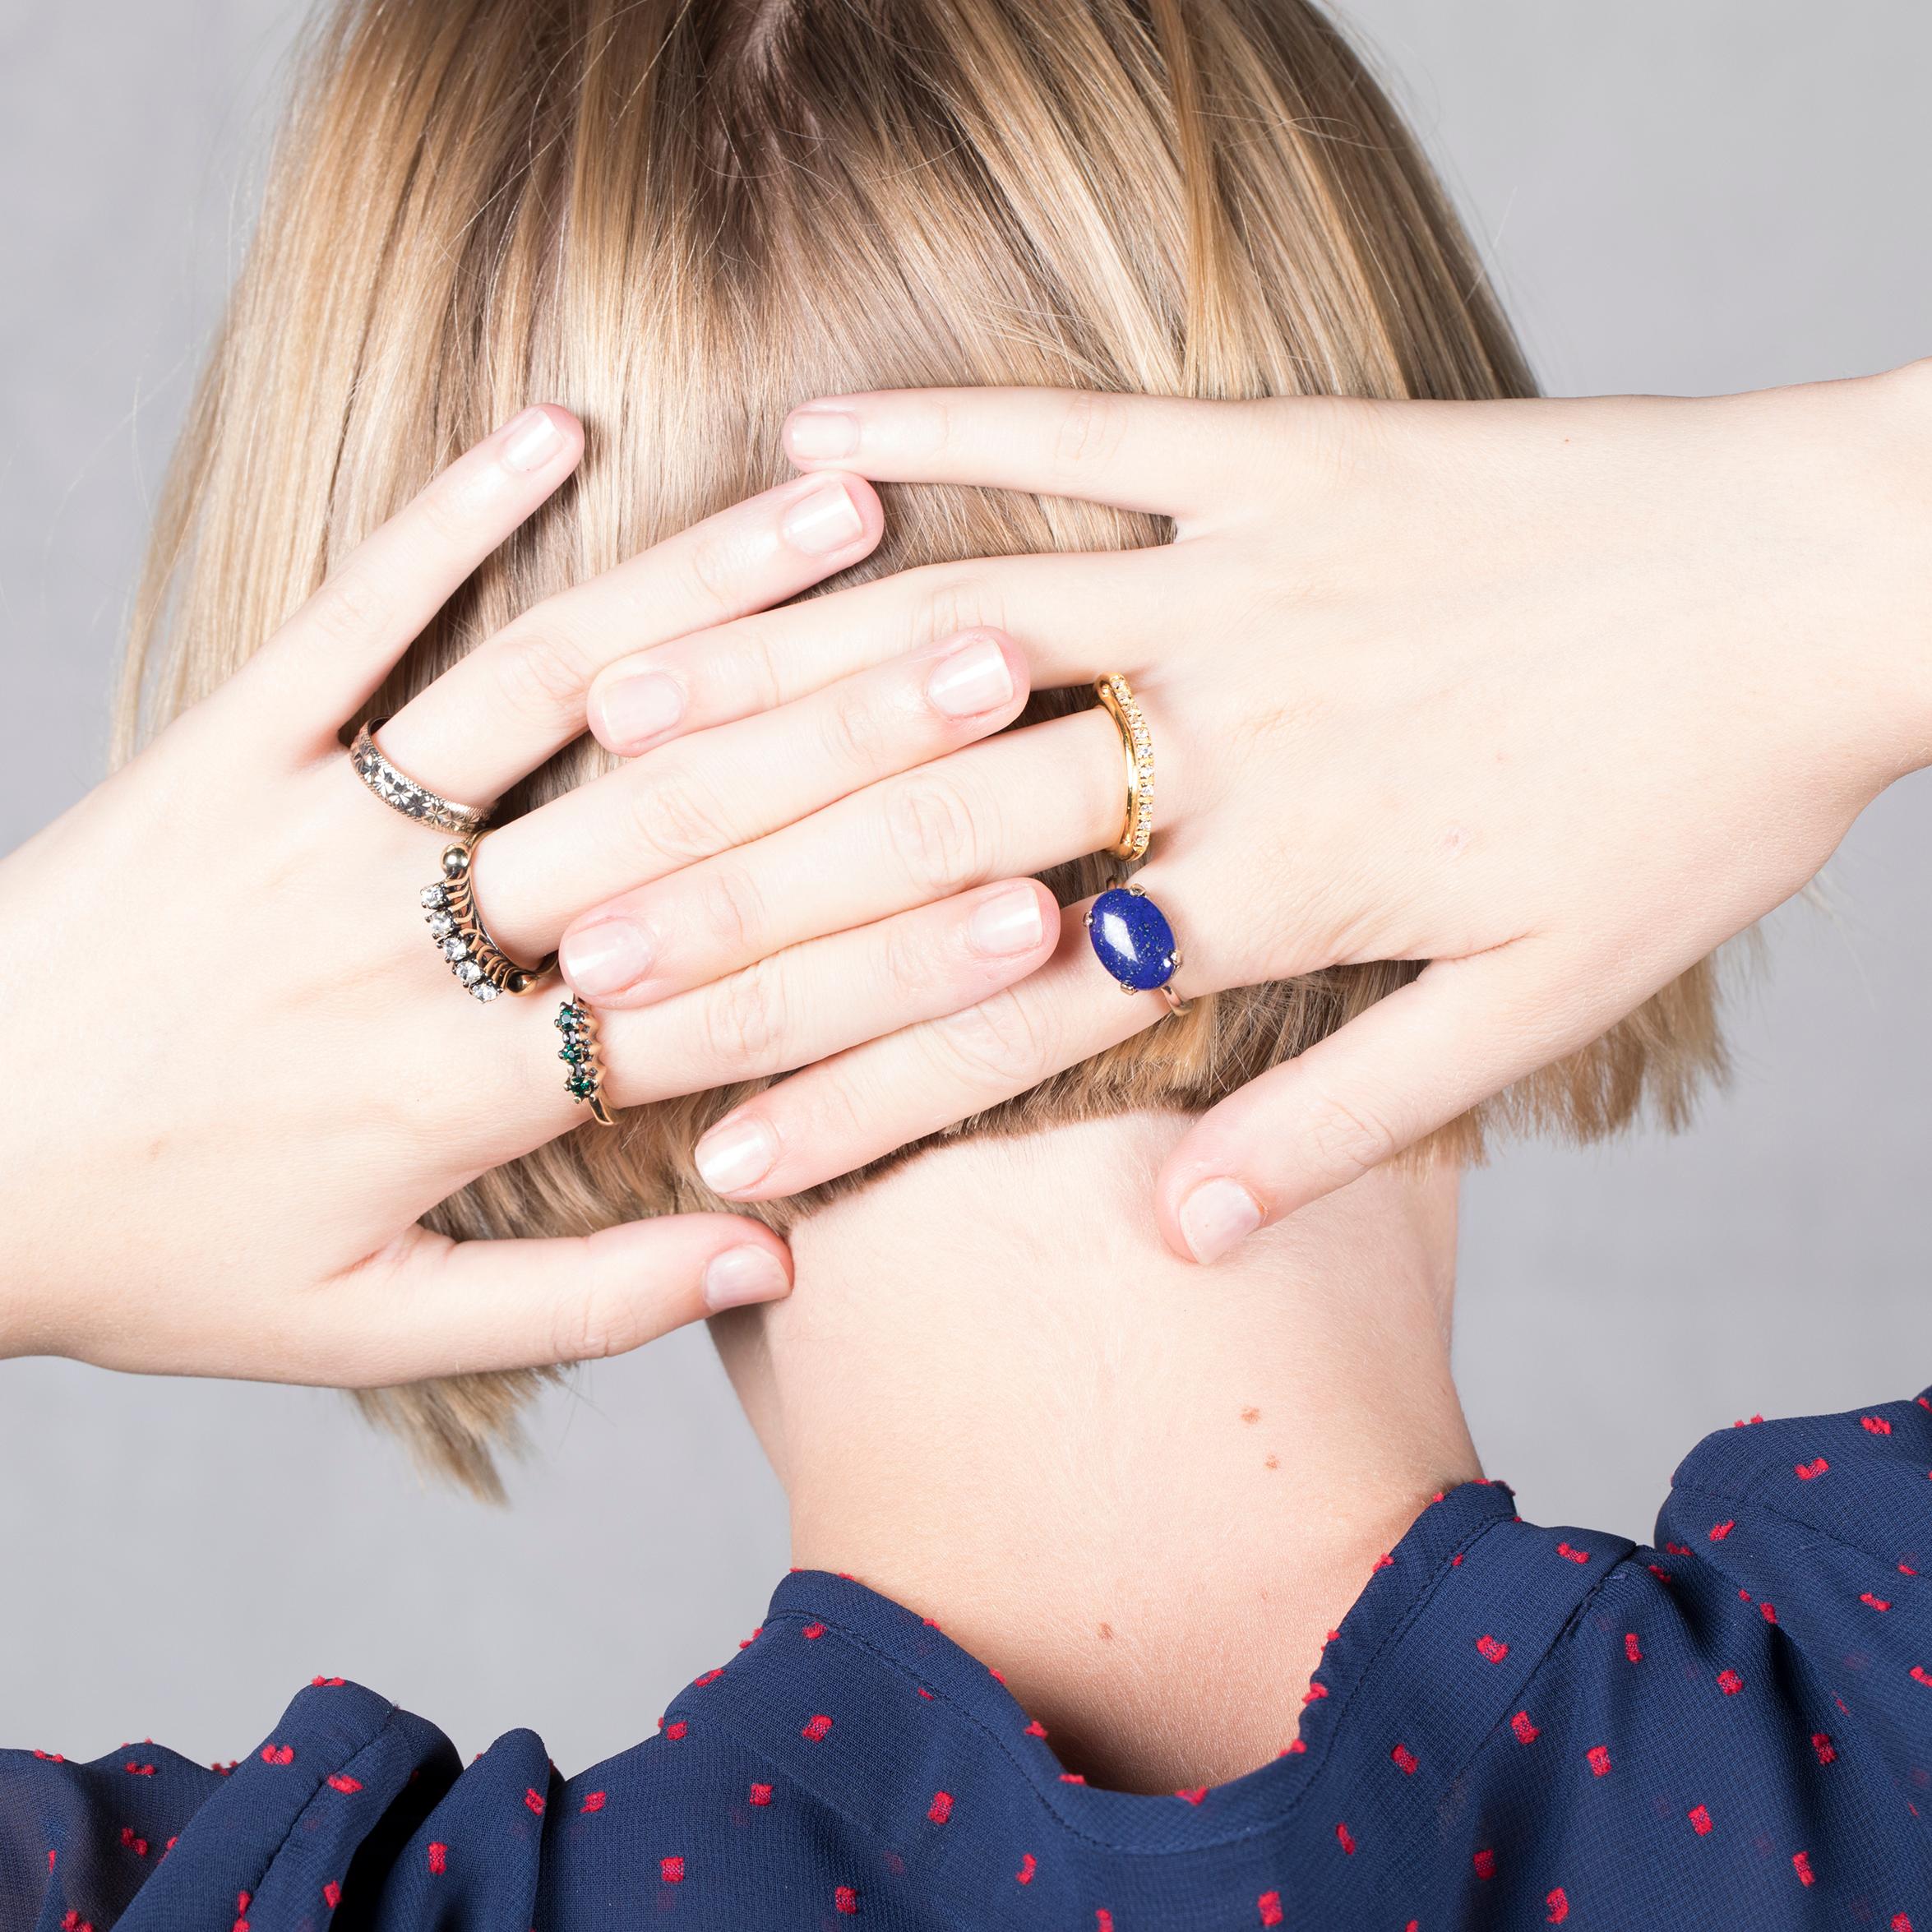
left=1087, top=885, right=1178, bottom=992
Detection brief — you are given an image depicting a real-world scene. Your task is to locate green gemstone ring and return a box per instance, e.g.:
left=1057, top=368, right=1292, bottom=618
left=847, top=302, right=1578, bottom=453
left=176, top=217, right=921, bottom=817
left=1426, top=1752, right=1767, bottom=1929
left=555, top=1000, right=615, bottom=1127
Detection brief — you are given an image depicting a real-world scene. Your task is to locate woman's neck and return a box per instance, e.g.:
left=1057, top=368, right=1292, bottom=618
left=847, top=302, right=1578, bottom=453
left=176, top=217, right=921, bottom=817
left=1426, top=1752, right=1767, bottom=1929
left=711, top=1112, right=1477, bottom=1793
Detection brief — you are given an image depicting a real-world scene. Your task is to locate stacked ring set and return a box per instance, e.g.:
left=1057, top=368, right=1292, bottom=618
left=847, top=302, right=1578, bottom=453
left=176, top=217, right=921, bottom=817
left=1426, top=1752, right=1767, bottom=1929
left=350, top=667, right=1189, bottom=1144
left=351, top=719, right=614, bottom=1128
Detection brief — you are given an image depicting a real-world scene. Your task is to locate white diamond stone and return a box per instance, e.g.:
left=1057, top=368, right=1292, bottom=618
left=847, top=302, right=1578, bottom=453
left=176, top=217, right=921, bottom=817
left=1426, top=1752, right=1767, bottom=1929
left=427, top=913, right=455, bottom=938
left=455, top=959, right=483, bottom=985
left=471, top=981, right=501, bottom=1002
left=420, top=886, right=446, bottom=908
left=441, top=936, right=468, bottom=961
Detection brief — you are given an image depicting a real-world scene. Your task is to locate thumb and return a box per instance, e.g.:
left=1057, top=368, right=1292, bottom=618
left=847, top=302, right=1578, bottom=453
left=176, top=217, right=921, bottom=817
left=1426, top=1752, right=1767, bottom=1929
left=313, top=1214, right=793, bottom=1387
left=1155, top=941, right=1588, bottom=1264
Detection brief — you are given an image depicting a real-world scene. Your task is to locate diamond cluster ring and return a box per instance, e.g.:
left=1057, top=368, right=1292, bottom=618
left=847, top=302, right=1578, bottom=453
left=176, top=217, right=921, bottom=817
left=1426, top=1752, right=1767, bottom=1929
left=420, top=839, right=556, bottom=1003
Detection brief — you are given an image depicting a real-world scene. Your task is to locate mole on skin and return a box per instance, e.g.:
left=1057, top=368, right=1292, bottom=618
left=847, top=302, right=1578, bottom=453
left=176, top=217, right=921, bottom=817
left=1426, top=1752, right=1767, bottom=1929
left=1241, top=1406, right=1261, bottom=1424
left=1098, top=1622, right=1115, bottom=1642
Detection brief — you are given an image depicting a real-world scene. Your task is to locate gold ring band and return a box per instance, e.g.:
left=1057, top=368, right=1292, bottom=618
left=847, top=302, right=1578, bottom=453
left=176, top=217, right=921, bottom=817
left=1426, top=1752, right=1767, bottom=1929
left=420, top=837, right=557, bottom=1002
left=352, top=719, right=492, bottom=837
left=1093, top=673, right=1154, bottom=861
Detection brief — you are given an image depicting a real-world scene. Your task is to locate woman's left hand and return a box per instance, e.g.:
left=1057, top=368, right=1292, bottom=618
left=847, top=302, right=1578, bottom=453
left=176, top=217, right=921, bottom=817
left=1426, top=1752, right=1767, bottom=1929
left=556, top=370, right=1932, bottom=1264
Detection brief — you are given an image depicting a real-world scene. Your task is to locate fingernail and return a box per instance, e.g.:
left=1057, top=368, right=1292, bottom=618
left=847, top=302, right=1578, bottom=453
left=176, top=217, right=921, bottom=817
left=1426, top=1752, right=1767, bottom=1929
left=967, top=885, right=1045, bottom=957
left=779, top=479, right=865, bottom=554
left=1178, top=1177, right=1264, bottom=1265
left=694, top=1115, right=779, bottom=1195
left=786, top=408, right=859, bottom=460
left=561, top=919, right=657, bottom=996
left=926, top=635, right=1015, bottom=719
left=592, top=671, right=686, bottom=751
left=702, top=1243, right=793, bottom=1312
left=501, top=406, right=565, bottom=472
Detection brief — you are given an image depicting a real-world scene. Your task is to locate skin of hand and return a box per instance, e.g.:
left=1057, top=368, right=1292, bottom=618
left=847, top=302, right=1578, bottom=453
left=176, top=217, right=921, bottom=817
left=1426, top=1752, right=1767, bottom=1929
left=552, top=363, right=1932, bottom=1263
left=0, top=407, right=1061, bottom=1384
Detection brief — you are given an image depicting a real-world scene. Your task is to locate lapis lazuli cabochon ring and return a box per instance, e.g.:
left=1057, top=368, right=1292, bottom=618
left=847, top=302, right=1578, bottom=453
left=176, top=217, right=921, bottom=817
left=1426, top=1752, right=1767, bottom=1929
left=1085, top=883, right=1192, bottom=1015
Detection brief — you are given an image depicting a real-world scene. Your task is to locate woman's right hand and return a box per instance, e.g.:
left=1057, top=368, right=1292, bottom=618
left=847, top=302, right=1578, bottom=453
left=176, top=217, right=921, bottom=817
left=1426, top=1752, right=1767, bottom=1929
left=0, top=407, right=1059, bottom=1386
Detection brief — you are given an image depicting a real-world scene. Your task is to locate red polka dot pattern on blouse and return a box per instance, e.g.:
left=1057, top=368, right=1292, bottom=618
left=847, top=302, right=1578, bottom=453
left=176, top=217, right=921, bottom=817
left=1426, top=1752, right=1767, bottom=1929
left=16, top=1394, right=1932, bottom=1932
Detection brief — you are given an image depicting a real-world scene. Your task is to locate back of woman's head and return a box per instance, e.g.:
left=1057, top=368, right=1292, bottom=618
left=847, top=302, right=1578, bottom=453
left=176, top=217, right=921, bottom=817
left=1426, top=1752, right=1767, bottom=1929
left=127, top=0, right=1722, bottom=1495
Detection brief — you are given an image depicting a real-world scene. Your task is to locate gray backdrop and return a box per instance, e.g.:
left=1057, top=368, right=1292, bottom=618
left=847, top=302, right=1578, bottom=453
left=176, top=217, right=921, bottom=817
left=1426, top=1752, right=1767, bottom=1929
left=3, top=1, right=1929, bottom=1773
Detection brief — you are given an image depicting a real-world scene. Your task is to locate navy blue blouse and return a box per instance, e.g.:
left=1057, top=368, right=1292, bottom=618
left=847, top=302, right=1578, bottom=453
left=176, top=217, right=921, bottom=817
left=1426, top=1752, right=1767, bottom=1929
left=10, top=1389, right=1932, bottom=1930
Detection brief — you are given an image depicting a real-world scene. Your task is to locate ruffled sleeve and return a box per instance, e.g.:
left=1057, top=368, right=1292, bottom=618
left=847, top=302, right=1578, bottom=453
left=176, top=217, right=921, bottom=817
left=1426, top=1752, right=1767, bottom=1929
left=1657, top=1388, right=1932, bottom=1807
left=0, top=1680, right=462, bottom=1930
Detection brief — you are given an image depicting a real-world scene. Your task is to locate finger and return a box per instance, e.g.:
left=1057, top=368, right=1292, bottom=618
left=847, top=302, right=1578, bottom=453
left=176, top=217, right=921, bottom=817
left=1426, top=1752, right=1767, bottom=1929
left=478, top=629, right=1032, bottom=959
left=307, top=1214, right=792, bottom=1388
left=598, top=877, right=1063, bottom=1113
left=585, top=547, right=1169, bottom=755
left=376, top=471, right=883, bottom=804
left=1153, top=940, right=1588, bottom=1264
left=244, top=406, right=585, bottom=745
left=781, top=386, right=1264, bottom=520
left=679, top=893, right=1168, bottom=1200
left=556, top=706, right=1122, bottom=1007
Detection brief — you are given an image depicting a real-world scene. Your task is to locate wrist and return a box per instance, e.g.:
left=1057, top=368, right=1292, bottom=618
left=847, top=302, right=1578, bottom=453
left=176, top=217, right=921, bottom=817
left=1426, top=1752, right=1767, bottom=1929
left=1841, top=358, right=1932, bottom=786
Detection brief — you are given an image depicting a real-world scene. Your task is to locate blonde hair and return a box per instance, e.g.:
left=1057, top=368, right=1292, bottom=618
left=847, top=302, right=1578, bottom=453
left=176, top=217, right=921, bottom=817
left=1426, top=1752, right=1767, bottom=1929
left=125, top=0, right=1722, bottom=1497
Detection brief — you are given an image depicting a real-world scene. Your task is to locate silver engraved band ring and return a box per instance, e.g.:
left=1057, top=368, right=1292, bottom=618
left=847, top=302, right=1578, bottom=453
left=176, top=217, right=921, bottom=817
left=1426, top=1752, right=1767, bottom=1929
left=350, top=719, right=493, bottom=838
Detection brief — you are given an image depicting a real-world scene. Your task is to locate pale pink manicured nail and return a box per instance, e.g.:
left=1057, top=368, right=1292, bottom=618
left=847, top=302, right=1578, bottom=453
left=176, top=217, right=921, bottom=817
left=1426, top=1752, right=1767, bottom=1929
left=702, top=1244, right=792, bottom=1312
left=593, top=671, right=686, bottom=750
left=787, top=409, right=859, bottom=459
left=926, top=635, right=1015, bottom=719
left=695, top=1115, right=779, bottom=1195
left=501, top=406, right=565, bottom=472
left=966, top=885, right=1045, bottom=957
left=779, top=479, right=865, bottom=555
left=1178, top=1177, right=1264, bottom=1264
left=561, top=919, right=656, bottom=996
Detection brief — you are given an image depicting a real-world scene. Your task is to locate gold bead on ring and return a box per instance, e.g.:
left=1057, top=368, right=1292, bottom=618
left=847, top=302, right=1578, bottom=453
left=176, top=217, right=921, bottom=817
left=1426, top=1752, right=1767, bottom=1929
left=1093, top=673, right=1154, bottom=861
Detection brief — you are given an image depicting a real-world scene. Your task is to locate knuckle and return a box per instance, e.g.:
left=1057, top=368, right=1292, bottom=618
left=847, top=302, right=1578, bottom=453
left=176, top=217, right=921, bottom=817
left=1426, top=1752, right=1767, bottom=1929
left=904, top=395, right=954, bottom=460
left=925, top=985, right=1048, bottom=1088
left=908, top=566, right=1009, bottom=653
left=693, top=864, right=765, bottom=958
left=682, top=528, right=746, bottom=622
left=699, top=957, right=787, bottom=1072
left=816, top=676, right=899, bottom=775
left=492, top=625, right=596, bottom=726
left=873, top=914, right=936, bottom=1011
left=715, top=618, right=787, bottom=714
left=1303, top=1089, right=1397, bottom=1184
left=550, top=1275, right=628, bottom=1365
left=628, top=761, right=738, bottom=867
left=1053, top=389, right=1128, bottom=474
left=306, top=566, right=391, bottom=647
left=1296, top=395, right=1387, bottom=497
left=883, top=774, right=987, bottom=897
left=798, top=1071, right=875, bottom=1158
left=413, top=476, right=478, bottom=551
